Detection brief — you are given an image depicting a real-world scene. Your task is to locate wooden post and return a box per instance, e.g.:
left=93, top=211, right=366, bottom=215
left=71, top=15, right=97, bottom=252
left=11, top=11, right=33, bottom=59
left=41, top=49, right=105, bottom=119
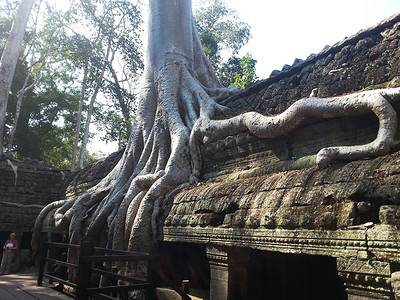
left=181, top=280, right=190, bottom=300
left=56, top=252, right=68, bottom=292
left=111, top=266, right=118, bottom=299
left=146, top=256, right=157, bottom=300
left=37, top=233, right=48, bottom=287
left=76, top=240, right=93, bottom=300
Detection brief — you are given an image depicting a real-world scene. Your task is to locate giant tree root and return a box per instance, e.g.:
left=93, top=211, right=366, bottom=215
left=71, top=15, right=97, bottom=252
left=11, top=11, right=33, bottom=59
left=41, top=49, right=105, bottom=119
left=190, top=87, right=400, bottom=174
left=31, top=1, right=400, bottom=296
left=32, top=53, right=238, bottom=287
left=32, top=84, right=400, bottom=299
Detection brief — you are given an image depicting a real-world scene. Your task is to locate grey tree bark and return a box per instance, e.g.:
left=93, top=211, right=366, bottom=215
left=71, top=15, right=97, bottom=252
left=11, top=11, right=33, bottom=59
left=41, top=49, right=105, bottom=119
left=77, top=43, right=113, bottom=169
left=71, top=61, right=88, bottom=172
left=32, top=1, right=400, bottom=298
left=0, top=0, right=35, bottom=155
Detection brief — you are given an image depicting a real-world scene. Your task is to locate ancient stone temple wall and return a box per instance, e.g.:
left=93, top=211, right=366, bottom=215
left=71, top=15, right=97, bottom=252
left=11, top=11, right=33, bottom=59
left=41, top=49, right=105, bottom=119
left=1, top=11, right=400, bottom=299
left=0, top=150, right=122, bottom=237
left=62, top=150, right=123, bottom=198
left=0, top=158, right=66, bottom=205
left=158, top=13, right=400, bottom=300
left=0, top=158, right=67, bottom=271
left=0, top=158, right=65, bottom=235
left=202, top=13, right=400, bottom=179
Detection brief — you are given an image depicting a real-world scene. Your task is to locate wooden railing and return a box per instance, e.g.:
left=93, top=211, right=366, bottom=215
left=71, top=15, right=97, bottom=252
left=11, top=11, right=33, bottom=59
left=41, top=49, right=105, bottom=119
left=37, top=238, right=191, bottom=300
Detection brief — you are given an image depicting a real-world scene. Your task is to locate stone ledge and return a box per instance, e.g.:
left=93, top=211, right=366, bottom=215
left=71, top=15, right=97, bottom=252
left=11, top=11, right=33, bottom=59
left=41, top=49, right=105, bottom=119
left=159, top=226, right=400, bottom=261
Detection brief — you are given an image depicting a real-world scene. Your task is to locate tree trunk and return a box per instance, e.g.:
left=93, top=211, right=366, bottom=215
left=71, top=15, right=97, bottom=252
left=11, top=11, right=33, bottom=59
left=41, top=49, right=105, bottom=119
left=107, top=62, right=132, bottom=138
left=6, top=76, right=35, bottom=156
left=32, top=1, right=400, bottom=298
left=0, top=0, right=35, bottom=155
left=71, top=61, right=88, bottom=172
left=77, top=43, right=112, bottom=169
left=6, top=0, right=44, bottom=157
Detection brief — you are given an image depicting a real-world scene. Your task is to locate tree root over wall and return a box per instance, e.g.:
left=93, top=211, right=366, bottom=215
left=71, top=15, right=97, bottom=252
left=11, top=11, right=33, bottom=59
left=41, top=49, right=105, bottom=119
left=31, top=1, right=400, bottom=298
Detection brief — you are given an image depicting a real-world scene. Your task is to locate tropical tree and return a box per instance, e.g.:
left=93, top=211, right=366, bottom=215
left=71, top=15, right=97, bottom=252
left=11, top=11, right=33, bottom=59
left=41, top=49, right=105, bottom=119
left=0, top=0, right=35, bottom=155
left=6, top=73, right=82, bottom=167
left=1, top=1, right=84, bottom=166
left=218, top=53, right=258, bottom=87
left=34, top=0, right=240, bottom=289
left=1, top=0, right=141, bottom=168
left=232, top=53, right=258, bottom=88
left=69, top=0, right=143, bottom=170
left=194, top=0, right=251, bottom=72
left=6, top=0, right=49, bottom=156
left=33, top=1, right=399, bottom=298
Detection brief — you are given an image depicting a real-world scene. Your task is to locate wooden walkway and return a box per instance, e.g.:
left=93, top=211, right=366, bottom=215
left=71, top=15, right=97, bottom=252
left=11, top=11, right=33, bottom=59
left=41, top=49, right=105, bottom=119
left=0, top=273, right=71, bottom=300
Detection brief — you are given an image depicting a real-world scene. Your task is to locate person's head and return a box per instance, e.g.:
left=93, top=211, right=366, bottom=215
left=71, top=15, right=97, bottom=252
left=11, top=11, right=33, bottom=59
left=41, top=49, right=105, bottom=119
left=9, top=233, right=16, bottom=240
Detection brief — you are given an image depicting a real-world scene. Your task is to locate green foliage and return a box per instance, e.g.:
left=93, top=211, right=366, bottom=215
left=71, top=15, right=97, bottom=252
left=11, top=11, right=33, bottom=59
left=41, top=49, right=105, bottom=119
left=71, top=0, right=143, bottom=154
left=94, top=101, right=133, bottom=150
left=194, top=0, right=251, bottom=71
left=232, top=54, right=258, bottom=88
left=217, top=56, right=242, bottom=87
left=1, top=0, right=143, bottom=168
left=5, top=63, right=82, bottom=168
left=218, top=54, right=258, bottom=88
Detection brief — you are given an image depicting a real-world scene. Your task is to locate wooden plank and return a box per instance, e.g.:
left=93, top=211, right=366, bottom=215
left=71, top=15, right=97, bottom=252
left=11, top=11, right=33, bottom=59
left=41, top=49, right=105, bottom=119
left=76, top=241, right=93, bottom=300
left=91, top=268, right=147, bottom=284
left=81, top=254, right=150, bottom=262
left=0, top=287, right=33, bottom=300
left=43, top=273, right=77, bottom=288
left=93, top=293, right=118, bottom=300
left=47, top=241, right=80, bottom=249
left=85, top=283, right=150, bottom=294
left=93, top=247, right=150, bottom=257
left=37, top=235, right=48, bottom=287
left=46, top=257, right=77, bottom=268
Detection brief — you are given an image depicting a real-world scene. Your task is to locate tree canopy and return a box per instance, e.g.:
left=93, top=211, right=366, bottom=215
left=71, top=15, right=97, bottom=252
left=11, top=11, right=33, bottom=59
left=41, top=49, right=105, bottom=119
left=194, top=0, right=251, bottom=69
left=0, top=0, right=257, bottom=170
left=193, top=0, right=257, bottom=87
left=0, top=0, right=143, bottom=168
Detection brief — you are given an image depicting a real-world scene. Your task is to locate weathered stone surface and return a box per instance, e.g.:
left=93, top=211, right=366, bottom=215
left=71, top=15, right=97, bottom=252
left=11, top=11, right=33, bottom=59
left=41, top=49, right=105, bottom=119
left=62, top=150, right=123, bottom=198
left=201, top=16, right=400, bottom=181
left=0, top=201, right=43, bottom=232
left=337, top=258, right=393, bottom=299
left=391, top=271, right=400, bottom=300
left=0, top=151, right=122, bottom=252
left=379, top=205, right=400, bottom=227
left=162, top=151, right=400, bottom=232
left=0, top=158, right=66, bottom=205
left=158, top=16, right=400, bottom=300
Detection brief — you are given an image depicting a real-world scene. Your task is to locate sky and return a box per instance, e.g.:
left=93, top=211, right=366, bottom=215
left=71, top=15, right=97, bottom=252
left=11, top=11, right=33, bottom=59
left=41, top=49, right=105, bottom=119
left=226, top=0, right=400, bottom=78
left=90, top=0, right=400, bottom=155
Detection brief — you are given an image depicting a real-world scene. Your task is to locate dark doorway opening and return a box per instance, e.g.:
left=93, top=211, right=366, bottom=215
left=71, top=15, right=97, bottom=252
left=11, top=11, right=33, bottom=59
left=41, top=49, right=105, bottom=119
left=20, top=232, right=33, bottom=249
left=248, top=250, right=347, bottom=300
left=157, top=242, right=210, bottom=290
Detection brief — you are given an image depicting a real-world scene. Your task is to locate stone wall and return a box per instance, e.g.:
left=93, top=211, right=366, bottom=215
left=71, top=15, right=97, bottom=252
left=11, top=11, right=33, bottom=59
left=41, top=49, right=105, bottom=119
left=62, top=150, right=123, bottom=198
left=223, top=14, right=400, bottom=116
left=0, top=202, right=43, bottom=233
left=159, top=13, right=400, bottom=300
left=0, top=158, right=68, bottom=271
left=160, top=13, right=400, bottom=249
left=201, top=13, right=400, bottom=180
left=0, top=150, right=122, bottom=236
left=0, top=158, right=66, bottom=206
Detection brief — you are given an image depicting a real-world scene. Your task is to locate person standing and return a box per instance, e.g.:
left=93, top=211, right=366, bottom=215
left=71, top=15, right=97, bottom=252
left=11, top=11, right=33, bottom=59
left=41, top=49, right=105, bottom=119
left=0, top=233, right=18, bottom=275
